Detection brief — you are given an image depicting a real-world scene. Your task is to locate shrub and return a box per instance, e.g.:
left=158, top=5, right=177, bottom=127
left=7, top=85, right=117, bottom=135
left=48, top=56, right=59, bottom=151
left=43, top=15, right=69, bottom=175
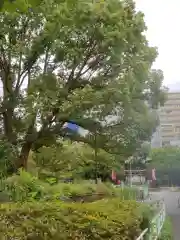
left=0, top=171, right=138, bottom=202
left=114, top=186, right=138, bottom=200
left=0, top=199, right=152, bottom=239
left=0, top=170, right=49, bottom=201
left=0, top=173, right=98, bottom=202
left=33, top=141, right=118, bottom=181
left=0, top=140, right=18, bottom=176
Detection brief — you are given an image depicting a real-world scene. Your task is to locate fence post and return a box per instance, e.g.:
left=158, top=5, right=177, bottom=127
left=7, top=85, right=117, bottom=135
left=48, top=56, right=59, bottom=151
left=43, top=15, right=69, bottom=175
left=136, top=200, right=166, bottom=240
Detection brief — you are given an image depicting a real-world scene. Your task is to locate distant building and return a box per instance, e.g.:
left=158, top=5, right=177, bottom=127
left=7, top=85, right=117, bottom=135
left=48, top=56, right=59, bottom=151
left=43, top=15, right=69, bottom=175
left=157, top=92, right=180, bottom=147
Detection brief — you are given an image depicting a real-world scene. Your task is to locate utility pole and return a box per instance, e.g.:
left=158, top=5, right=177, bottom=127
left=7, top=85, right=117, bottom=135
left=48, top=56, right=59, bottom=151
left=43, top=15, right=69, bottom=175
left=129, top=160, right=132, bottom=187
left=125, top=156, right=133, bottom=187
left=94, top=128, right=98, bottom=184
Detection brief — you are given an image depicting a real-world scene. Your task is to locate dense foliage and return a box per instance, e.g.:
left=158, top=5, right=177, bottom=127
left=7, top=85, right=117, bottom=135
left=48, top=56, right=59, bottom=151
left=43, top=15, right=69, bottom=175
left=0, top=0, right=41, bottom=11
left=0, top=170, right=138, bottom=202
left=150, top=147, right=180, bottom=185
left=0, top=0, right=166, bottom=173
left=0, top=199, right=153, bottom=239
left=0, top=1, right=168, bottom=239
left=32, top=140, right=121, bottom=180
left=150, top=147, right=180, bottom=169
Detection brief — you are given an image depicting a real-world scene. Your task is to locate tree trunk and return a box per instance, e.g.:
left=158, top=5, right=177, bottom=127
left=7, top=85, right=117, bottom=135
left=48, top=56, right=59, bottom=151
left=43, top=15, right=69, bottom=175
left=16, top=114, right=37, bottom=170
left=17, top=141, right=32, bottom=170
left=2, top=69, right=15, bottom=143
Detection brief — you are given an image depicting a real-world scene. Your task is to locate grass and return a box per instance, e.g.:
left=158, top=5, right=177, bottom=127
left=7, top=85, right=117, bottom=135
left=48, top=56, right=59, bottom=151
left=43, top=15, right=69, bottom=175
left=158, top=217, right=173, bottom=240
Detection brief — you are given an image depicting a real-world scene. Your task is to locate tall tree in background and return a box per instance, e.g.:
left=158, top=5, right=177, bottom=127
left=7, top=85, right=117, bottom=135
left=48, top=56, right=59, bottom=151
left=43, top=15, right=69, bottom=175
left=0, top=0, right=166, bottom=171
left=150, top=147, right=180, bottom=169
left=33, top=141, right=117, bottom=180
left=150, top=147, right=180, bottom=186
left=0, top=0, right=41, bottom=11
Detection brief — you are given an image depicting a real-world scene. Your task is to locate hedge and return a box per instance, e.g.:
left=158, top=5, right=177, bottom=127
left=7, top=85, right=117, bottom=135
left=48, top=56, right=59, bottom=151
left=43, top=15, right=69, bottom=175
left=0, top=199, right=153, bottom=239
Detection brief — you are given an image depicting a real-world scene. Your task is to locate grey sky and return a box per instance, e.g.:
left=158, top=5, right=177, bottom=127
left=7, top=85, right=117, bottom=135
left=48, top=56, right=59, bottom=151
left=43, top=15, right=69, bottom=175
left=135, top=0, right=180, bottom=90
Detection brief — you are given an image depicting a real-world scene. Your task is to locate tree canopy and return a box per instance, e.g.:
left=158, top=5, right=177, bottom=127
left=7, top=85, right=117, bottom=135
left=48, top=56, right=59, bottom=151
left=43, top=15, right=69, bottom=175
left=150, top=147, right=180, bottom=169
left=0, top=0, right=167, bottom=172
left=33, top=140, right=119, bottom=181
left=150, top=147, right=180, bottom=186
left=0, top=0, right=41, bottom=12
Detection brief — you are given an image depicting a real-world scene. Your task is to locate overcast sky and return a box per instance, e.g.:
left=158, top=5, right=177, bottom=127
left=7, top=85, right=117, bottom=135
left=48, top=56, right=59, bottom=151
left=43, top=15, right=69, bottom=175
left=135, top=0, right=180, bottom=90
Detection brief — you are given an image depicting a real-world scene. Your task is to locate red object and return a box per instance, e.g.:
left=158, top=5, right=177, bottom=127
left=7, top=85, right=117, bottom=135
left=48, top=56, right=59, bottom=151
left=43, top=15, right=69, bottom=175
left=111, top=170, right=116, bottom=181
left=117, top=180, right=121, bottom=185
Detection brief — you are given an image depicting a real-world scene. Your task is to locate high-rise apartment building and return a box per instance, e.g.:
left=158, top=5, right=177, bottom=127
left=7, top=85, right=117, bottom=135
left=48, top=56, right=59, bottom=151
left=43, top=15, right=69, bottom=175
left=159, top=92, right=180, bottom=146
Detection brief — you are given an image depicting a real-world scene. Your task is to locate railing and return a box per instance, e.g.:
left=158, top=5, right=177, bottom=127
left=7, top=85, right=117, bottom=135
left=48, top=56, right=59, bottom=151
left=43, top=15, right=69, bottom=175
left=136, top=228, right=148, bottom=240
left=136, top=199, right=166, bottom=240
left=149, top=200, right=166, bottom=240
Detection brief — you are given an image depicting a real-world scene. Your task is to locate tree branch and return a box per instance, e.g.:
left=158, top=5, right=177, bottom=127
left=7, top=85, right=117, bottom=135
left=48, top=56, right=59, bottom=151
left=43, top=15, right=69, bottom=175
left=15, top=18, right=30, bottom=92
left=43, top=48, right=49, bottom=74
left=66, top=40, right=97, bottom=89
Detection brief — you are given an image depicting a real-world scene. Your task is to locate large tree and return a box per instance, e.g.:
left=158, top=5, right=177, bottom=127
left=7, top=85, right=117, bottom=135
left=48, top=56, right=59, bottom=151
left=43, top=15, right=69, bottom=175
left=0, top=0, right=40, bottom=11
left=0, top=0, right=166, bottom=171
left=149, top=147, right=180, bottom=185
left=150, top=147, right=180, bottom=169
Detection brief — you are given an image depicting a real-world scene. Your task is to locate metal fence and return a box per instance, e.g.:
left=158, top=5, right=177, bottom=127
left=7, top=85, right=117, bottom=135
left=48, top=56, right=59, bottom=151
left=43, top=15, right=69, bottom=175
left=149, top=200, right=166, bottom=240
left=136, top=200, right=166, bottom=240
left=136, top=228, right=148, bottom=240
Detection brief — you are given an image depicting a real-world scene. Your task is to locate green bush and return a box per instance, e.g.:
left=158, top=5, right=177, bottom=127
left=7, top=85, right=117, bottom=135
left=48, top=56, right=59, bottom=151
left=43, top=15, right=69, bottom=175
left=0, top=172, right=98, bottom=201
left=0, top=170, right=138, bottom=202
left=0, top=199, right=151, bottom=239
left=0, top=170, right=49, bottom=201
left=33, top=141, right=118, bottom=181
left=114, top=186, right=138, bottom=200
left=45, top=182, right=138, bottom=201
left=0, top=140, right=18, bottom=176
left=158, top=217, right=173, bottom=240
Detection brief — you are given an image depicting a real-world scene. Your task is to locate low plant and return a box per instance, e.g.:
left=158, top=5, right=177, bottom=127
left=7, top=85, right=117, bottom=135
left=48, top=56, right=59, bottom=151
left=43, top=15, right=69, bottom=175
left=0, top=199, right=152, bottom=239
left=0, top=170, right=138, bottom=202
left=114, top=186, right=138, bottom=200
left=0, top=169, right=49, bottom=201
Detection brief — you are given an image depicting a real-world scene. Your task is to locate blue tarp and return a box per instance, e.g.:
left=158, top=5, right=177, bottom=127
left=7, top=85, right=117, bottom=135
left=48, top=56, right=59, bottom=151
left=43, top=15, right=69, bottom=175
left=63, top=122, right=89, bottom=137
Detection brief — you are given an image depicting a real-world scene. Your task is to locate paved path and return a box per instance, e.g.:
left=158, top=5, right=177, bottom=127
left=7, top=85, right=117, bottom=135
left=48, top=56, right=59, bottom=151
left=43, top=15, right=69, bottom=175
left=149, top=189, right=180, bottom=240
